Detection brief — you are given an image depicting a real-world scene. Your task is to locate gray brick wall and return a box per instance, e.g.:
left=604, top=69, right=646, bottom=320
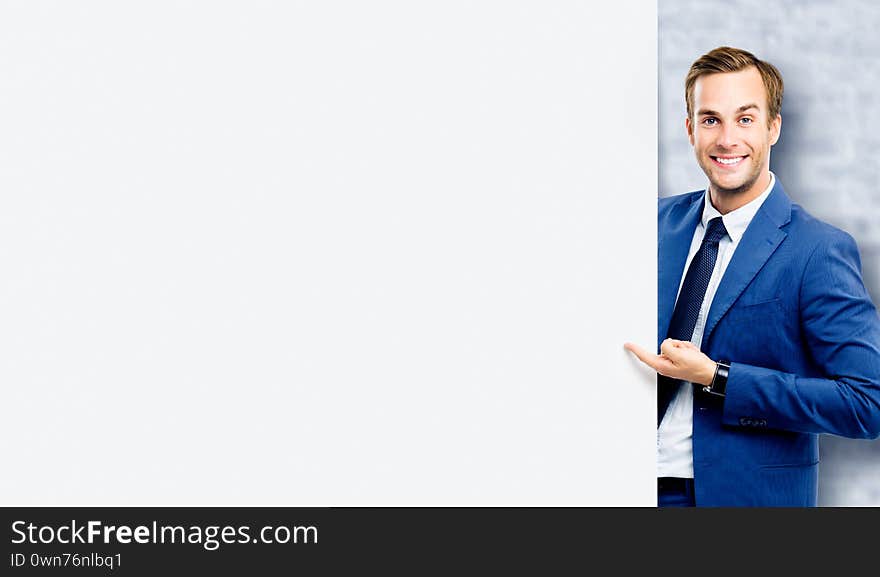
left=660, top=0, right=880, bottom=506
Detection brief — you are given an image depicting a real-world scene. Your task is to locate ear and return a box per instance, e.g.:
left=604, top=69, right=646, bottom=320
left=686, top=117, right=695, bottom=146
left=769, top=114, right=781, bottom=145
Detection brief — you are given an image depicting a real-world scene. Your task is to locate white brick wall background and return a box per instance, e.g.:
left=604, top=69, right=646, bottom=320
left=660, top=0, right=880, bottom=505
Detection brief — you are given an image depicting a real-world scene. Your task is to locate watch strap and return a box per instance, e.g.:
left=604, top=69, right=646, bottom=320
left=702, top=360, right=730, bottom=397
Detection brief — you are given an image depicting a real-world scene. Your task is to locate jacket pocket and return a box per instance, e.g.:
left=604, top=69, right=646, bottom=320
left=756, top=461, right=818, bottom=506
left=726, top=298, right=783, bottom=324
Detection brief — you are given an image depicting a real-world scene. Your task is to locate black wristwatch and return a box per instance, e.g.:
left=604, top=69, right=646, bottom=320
left=702, top=360, right=730, bottom=397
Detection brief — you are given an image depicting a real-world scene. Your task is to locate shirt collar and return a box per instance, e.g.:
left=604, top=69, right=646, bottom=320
left=701, top=172, right=775, bottom=243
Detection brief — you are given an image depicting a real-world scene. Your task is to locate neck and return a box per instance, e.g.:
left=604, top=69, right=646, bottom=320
left=709, top=171, right=772, bottom=215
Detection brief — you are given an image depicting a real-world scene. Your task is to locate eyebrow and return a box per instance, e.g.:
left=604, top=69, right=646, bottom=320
left=697, top=104, right=761, bottom=116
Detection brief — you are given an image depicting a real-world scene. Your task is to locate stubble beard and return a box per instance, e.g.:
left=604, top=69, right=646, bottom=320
left=703, top=154, right=764, bottom=200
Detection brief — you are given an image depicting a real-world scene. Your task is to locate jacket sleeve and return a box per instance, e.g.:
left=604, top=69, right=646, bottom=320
left=721, top=230, right=880, bottom=439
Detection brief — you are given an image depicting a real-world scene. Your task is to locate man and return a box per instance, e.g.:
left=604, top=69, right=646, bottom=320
left=625, top=46, right=880, bottom=507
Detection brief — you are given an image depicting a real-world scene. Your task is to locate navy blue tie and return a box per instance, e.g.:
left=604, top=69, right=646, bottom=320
left=658, top=216, right=728, bottom=425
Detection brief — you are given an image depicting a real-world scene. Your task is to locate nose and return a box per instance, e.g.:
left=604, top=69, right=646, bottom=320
left=717, top=123, right=738, bottom=150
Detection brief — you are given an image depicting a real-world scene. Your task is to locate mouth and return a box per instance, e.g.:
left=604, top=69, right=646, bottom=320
left=710, top=155, right=747, bottom=168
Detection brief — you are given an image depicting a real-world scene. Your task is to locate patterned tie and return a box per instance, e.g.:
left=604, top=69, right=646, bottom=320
left=658, top=216, right=728, bottom=425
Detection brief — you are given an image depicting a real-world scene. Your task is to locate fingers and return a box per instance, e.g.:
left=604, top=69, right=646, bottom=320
left=624, top=342, right=663, bottom=372
left=661, top=338, right=698, bottom=354
left=626, top=340, right=703, bottom=379
left=624, top=342, right=651, bottom=362
left=660, top=339, right=678, bottom=356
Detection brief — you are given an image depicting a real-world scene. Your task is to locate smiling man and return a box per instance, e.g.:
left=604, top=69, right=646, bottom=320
left=625, top=46, right=880, bottom=507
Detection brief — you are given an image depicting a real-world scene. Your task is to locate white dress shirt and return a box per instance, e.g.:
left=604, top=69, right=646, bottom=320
left=657, top=173, right=776, bottom=478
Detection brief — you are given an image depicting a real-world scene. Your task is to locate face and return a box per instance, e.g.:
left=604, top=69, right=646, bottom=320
left=686, top=67, right=781, bottom=200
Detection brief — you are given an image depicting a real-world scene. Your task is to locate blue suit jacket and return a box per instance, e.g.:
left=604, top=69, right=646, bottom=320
left=658, top=180, right=880, bottom=506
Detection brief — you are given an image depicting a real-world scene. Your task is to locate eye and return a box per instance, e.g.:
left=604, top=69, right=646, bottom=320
left=739, top=117, right=753, bottom=125
left=702, top=117, right=718, bottom=126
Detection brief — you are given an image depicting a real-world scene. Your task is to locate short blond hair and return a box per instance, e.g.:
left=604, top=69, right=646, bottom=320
left=685, top=46, right=784, bottom=126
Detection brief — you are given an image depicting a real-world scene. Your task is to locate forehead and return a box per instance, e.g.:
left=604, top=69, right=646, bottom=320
left=693, top=66, right=768, bottom=114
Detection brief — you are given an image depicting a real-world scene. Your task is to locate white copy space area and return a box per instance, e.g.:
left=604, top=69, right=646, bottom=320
left=0, top=1, right=656, bottom=505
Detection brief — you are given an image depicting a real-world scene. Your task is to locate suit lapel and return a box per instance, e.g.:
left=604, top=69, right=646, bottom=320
left=700, top=182, right=792, bottom=347
left=658, top=193, right=704, bottom=348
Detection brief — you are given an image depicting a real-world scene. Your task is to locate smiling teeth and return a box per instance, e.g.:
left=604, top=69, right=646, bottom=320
left=716, top=157, right=743, bottom=165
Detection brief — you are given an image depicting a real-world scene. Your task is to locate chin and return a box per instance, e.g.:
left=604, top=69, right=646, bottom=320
left=704, top=166, right=761, bottom=197
left=711, top=180, right=753, bottom=196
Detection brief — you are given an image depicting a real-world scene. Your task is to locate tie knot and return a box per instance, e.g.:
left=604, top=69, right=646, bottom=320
left=704, top=217, right=727, bottom=244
